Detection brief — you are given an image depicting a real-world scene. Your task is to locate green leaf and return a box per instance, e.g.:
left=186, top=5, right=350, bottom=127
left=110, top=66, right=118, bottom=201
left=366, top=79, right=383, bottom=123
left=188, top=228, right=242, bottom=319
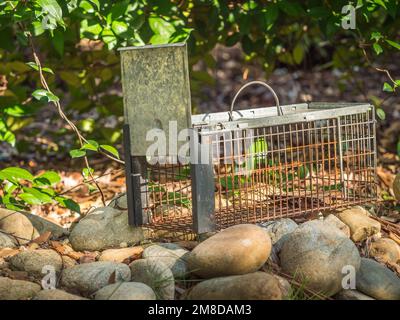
left=293, top=44, right=304, bottom=64
left=32, top=89, right=59, bottom=103
left=0, top=167, right=34, bottom=181
left=111, top=20, right=128, bottom=36
left=101, top=28, right=117, bottom=49
left=373, top=43, right=383, bottom=55
left=81, top=140, right=99, bottom=151
left=109, top=1, right=129, bottom=20
left=56, top=196, right=81, bottom=213
left=385, top=40, right=400, bottom=50
left=219, top=175, right=248, bottom=191
left=246, top=138, right=268, bottom=170
left=370, top=31, right=382, bottom=41
left=69, top=149, right=86, bottom=158
left=297, top=165, right=310, bottom=179
left=34, top=171, right=61, bottom=186
left=82, top=167, right=94, bottom=180
left=264, top=4, right=279, bottom=28
left=19, top=193, right=42, bottom=205
left=37, top=0, right=63, bottom=24
left=149, top=16, right=175, bottom=44
left=383, top=82, right=394, bottom=92
left=100, top=144, right=119, bottom=158
left=376, top=108, right=386, bottom=120
left=1, top=194, right=25, bottom=211
left=26, top=62, right=54, bottom=74
left=0, top=129, right=16, bottom=147
left=80, top=19, right=103, bottom=37
left=79, top=0, right=97, bottom=13
left=22, top=187, right=53, bottom=204
left=3, top=105, right=31, bottom=117
left=4, top=182, right=17, bottom=194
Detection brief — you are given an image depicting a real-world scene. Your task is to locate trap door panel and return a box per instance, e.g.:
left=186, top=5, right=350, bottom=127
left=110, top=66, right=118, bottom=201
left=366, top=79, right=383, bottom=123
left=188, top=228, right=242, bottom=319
left=120, top=43, right=192, bottom=157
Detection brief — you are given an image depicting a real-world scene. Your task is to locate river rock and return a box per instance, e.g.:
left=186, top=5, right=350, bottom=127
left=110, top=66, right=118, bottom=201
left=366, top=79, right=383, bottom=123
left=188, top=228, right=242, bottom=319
left=69, top=207, right=148, bottom=251
left=187, top=224, right=271, bottom=278
left=99, top=246, right=143, bottom=263
left=337, top=206, right=381, bottom=242
left=356, top=258, right=400, bottom=300
left=143, top=243, right=189, bottom=278
left=130, top=258, right=175, bottom=300
left=20, top=211, right=69, bottom=238
left=0, top=208, right=39, bottom=245
left=280, top=220, right=361, bottom=297
left=186, top=272, right=282, bottom=300
left=94, top=282, right=156, bottom=300
left=0, top=276, right=41, bottom=300
left=393, top=172, right=400, bottom=201
left=0, top=232, right=17, bottom=248
left=334, top=289, right=374, bottom=300
left=273, top=275, right=292, bottom=299
left=34, top=289, right=87, bottom=300
left=62, top=256, right=77, bottom=268
left=9, top=249, right=63, bottom=277
left=369, top=238, right=400, bottom=264
left=60, top=261, right=131, bottom=295
left=258, top=219, right=297, bottom=251
left=323, top=214, right=351, bottom=238
left=108, top=193, right=128, bottom=210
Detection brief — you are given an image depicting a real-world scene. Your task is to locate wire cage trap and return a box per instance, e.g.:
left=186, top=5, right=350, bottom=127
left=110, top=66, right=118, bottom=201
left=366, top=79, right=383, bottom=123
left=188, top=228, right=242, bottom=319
left=120, top=43, right=377, bottom=236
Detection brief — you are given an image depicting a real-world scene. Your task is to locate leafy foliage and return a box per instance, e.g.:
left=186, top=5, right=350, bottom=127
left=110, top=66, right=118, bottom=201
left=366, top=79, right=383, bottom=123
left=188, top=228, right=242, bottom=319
left=0, top=1, right=399, bottom=212
left=0, top=0, right=399, bottom=150
left=0, top=166, right=80, bottom=213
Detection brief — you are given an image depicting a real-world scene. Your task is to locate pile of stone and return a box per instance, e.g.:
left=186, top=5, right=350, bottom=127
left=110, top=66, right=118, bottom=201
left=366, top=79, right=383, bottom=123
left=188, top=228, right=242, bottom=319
left=0, top=202, right=399, bottom=300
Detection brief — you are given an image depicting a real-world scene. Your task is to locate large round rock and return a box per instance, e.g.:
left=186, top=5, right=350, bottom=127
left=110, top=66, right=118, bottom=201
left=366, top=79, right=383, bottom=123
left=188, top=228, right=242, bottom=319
left=187, top=224, right=271, bottom=278
left=186, top=272, right=282, bottom=300
left=130, top=258, right=175, bottom=300
left=279, top=220, right=361, bottom=297
left=94, top=282, right=156, bottom=300
left=0, top=277, right=41, bottom=300
left=69, top=207, right=147, bottom=251
left=356, top=258, right=400, bottom=300
left=60, top=261, right=131, bottom=295
left=143, top=243, right=189, bottom=279
left=0, top=209, right=39, bottom=245
left=9, top=249, right=63, bottom=277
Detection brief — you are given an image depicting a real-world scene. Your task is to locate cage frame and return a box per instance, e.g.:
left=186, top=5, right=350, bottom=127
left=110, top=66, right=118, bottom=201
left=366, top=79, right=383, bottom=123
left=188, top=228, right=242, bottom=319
left=190, top=100, right=377, bottom=233
left=119, top=44, right=377, bottom=236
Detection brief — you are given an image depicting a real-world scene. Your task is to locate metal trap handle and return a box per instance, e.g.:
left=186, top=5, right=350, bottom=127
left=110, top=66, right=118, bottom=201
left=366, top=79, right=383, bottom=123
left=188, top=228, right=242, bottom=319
left=229, top=81, right=283, bottom=120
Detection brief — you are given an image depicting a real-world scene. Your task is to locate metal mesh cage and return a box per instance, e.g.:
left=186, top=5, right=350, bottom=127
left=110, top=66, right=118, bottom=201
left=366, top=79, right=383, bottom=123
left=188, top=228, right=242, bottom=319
left=123, top=78, right=377, bottom=235
left=208, top=109, right=376, bottom=229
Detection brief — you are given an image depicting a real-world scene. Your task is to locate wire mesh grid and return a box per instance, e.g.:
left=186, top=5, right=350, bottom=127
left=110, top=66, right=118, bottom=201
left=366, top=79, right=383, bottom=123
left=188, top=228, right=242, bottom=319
left=140, top=108, right=376, bottom=234
left=210, top=109, right=376, bottom=229
left=142, top=162, right=194, bottom=233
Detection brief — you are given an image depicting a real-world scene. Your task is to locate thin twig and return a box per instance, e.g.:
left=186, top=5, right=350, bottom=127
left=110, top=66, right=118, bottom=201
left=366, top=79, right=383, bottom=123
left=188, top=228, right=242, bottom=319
left=27, top=34, right=109, bottom=206
left=58, top=169, right=124, bottom=195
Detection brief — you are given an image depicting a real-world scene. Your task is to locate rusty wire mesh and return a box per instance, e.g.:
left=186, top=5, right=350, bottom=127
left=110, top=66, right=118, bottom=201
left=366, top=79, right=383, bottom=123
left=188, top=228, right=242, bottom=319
left=140, top=108, right=376, bottom=234
left=142, top=163, right=194, bottom=234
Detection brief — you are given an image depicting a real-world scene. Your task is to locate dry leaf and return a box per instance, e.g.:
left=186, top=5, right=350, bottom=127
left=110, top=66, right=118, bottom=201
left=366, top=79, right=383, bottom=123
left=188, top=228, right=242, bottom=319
left=0, top=248, right=20, bottom=259
left=389, top=232, right=400, bottom=246
left=108, top=271, right=116, bottom=284
left=7, top=270, right=30, bottom=281
left=31, top=231, right=52, bottom=244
